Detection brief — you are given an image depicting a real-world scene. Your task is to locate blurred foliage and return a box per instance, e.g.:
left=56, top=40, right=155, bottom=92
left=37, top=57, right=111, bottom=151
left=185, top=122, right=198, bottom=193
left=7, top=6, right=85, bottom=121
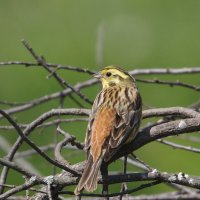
left=0, top=0, right=200, bottom=196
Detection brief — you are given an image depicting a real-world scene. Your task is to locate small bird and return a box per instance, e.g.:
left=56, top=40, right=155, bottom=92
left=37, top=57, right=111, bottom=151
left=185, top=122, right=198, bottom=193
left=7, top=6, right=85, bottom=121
left=74, top=66, right=142, bottom=194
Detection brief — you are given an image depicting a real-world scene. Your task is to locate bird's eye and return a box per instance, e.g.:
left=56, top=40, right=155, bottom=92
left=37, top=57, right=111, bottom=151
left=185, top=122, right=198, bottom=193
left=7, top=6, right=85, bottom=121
left=106, top=72, right=112, bottom=77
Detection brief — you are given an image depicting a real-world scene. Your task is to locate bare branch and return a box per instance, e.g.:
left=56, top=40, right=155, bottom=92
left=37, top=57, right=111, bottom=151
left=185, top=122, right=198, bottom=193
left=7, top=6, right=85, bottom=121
left=15, top=144, right=55, bottom=158
left=60, top=181, right=162, bottom=198
left=0, top=135, right=42, bottom=176
left=0, top=176, right=43, bottom=199
left=28, top=169, right=200, bottom=199
left=157, top=139, right=200, bottom=153
left=0, top=183, right=47, bottom=194
left=21, top=39, right=93, bottom=105
left=0, top=79, right=96, bottom=120
left=0, top=61, right=95, bottom=75
left=136, top=78, right=200, bottom=91
left=6, top=196, right=27, bottom=200
left=142, top=107, right=200, bottom=118
left=56, top=127, right=84, bottom=150
left=0, top=118, right=88, bottom=130
left=26, top=160, right=200, bottom=199
left=131, top=193, right=200, bottom=200
left=55, top=128, right=75, bottom=166
left=58, top=171, right=200, bottom=197
left=0, top=108, right=89, bottom=193
left=0, top=61, right=38, bottom=67
left=110, top=117, right=200, bottom=162
left=0, top=109, right=83, bottom=176
left=0, top=158, right=37, bottom=178
left=0, top=100, right=26, bottom=107
left=1, top=60, right=200, bottom=76
left=130, top=67, right=200, bottom=75
left=15, top=142, right=81, bottom=159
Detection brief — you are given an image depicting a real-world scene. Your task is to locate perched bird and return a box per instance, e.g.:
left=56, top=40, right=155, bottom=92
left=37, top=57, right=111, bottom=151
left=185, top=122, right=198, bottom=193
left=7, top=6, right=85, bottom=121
left=74, top=66, right=142, bottom=195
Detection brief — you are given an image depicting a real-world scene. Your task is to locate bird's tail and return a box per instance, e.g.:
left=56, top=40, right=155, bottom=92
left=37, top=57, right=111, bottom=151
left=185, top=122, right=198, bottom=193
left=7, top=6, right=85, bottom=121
left=74, top=154, right=103, bottom=195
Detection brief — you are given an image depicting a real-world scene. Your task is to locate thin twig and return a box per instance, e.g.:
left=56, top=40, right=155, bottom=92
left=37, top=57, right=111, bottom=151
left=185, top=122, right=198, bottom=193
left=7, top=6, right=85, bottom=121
left=109, top=116, right=200, bottom=163
left=0, top=110, right=80, bottom=176
left=0, top=176, right=43, bottom=199
left=1, top=60, right=200, bottom=75
left=0, top=100, right=27, bottom=106
left=0, top=135, right=42, bottom=176
left=130, top=154, right=153, bottom=171
left=60, top=181, right=162, bottom=197
left=119, top=155, right=128, bottom=200
left=0, top=79, right=96, bottom=120
left=157, top=139, right=200, bottom=153
left=21, top=39, right=93, bottom=105
left=0, top=183, right=47, bottom=194
left=0, top=158, right=37, bottom=178
left=55, top=137, right=72, bottom=166
left=0, top=61, right=95, bottom=75
left=15, top=143, right=81, bottom=159
left=130, top=67, right=200, bottom=75
left=0, top=118, right=88, bottom=130
left=57, top=127, right=84, bottom=150
left=136, top=78, right=200, bottom=91
left=0, top=108, right=89, bottom=193
left=15, top=144, right=55, bottom=158
left=142, top=107, right=200, bottom=119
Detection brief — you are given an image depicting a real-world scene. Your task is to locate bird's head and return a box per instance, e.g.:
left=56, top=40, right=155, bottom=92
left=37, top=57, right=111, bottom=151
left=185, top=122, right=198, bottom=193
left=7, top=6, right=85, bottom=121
left=93, top=66, right=135, bottom=88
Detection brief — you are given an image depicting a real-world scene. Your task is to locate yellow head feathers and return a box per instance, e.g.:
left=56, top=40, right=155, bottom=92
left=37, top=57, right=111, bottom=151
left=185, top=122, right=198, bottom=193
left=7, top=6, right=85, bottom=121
left=94, top=66, right=135, bottom=88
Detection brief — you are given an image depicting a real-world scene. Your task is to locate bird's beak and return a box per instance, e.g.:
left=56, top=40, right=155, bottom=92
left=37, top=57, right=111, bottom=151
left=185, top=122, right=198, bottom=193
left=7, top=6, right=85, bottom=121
left=93, top=72, right=102, bottom=79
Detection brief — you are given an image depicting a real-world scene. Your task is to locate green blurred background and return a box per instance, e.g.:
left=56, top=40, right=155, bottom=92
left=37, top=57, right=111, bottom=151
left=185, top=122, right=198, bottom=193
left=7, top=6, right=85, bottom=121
left=0, top=0, right=200, bottom=196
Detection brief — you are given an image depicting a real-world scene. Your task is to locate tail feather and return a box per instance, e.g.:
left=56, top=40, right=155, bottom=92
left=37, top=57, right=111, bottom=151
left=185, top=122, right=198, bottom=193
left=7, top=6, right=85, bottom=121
left=74, top=154, right=103, bottom=195
left=85, top=161, right=100, bottom=192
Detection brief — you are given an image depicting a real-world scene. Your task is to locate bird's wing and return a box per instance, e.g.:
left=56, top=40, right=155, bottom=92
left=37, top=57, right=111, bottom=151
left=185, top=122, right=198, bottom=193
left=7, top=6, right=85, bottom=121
left=104, top=90, right=142, bottom=161
left=85, top=88, right=142, bottom=162
left=84, top=91, right=104, bottom=152
left=89, top=107, right=116, bottom=162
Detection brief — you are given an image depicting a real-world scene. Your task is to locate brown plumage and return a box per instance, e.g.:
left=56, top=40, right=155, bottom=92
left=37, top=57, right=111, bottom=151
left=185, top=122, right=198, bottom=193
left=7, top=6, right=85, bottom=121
left=74, top=66, right=142, bottom=195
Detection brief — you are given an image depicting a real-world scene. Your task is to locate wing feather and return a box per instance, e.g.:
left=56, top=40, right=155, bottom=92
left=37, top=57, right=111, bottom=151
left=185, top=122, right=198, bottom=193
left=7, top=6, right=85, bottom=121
left=85, top=86, right=142, bottom=162
left=84, top=91, right=104, bottom=151
left=104, top=89, right=142, bottom=161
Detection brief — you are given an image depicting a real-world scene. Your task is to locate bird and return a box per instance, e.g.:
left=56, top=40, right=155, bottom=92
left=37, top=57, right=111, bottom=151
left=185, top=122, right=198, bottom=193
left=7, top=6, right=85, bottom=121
left=74, top=66, right=142, bottom=195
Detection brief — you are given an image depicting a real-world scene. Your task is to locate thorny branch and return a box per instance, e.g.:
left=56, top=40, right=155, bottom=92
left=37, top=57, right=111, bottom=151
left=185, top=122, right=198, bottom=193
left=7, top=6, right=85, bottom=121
left=0, top=41, right=200, bottom=199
